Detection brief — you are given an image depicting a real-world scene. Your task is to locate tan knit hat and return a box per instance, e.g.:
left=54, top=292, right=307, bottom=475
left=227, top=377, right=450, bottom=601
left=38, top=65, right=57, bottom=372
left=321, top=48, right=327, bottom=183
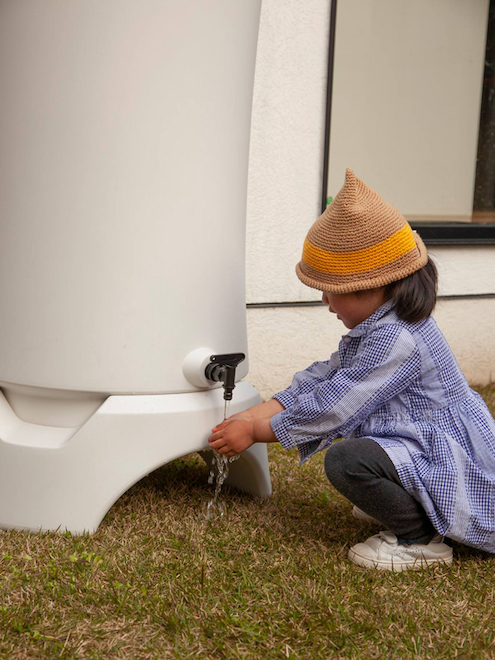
left=296, top=168, right=428, bottom=293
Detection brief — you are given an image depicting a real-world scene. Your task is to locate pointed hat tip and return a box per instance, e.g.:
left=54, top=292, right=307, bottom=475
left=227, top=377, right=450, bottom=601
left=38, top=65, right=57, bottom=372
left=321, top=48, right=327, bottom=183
left=343, top=168, right=357, bottom=198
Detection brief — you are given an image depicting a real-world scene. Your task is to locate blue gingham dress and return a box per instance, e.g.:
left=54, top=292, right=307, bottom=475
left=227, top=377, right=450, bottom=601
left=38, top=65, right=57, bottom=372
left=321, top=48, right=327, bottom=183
left=270, top=300, right=495, bottom=552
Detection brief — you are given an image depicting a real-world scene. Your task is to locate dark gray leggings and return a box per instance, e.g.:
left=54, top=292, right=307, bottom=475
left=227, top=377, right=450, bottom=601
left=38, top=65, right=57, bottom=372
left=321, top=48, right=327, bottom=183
left=324, top=437, right=436, bottom=544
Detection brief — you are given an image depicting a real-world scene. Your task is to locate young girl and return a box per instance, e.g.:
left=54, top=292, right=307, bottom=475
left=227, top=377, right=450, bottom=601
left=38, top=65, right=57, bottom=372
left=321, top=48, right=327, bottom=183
left=208, top=168, right=495, bottom=571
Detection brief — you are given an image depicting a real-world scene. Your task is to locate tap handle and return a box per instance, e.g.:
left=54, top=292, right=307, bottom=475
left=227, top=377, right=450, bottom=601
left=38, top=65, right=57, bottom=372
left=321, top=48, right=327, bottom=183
left=208, top=353, right=245, bottom=368
left=204, top=353, right=245, bottom=401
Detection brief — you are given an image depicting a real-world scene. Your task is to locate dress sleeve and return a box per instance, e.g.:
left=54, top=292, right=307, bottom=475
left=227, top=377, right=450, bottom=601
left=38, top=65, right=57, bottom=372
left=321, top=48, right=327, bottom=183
left=270, top=324, right=421, bottom=463
left=271, top=352, right=340, bottom=410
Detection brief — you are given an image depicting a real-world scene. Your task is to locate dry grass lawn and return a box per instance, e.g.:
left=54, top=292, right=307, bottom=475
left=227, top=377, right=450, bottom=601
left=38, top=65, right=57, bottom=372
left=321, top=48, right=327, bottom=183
left=1, top=386, right=495, bottom=659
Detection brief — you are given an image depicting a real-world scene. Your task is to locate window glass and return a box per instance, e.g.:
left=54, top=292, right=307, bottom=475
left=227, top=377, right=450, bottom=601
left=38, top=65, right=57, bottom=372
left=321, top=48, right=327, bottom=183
left=327, top=0, right=491, bottom=224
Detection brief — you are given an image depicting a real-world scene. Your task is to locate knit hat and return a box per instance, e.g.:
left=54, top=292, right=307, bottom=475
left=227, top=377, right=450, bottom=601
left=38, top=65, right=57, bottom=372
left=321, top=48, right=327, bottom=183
left=296, top=168, right=428, bottom=293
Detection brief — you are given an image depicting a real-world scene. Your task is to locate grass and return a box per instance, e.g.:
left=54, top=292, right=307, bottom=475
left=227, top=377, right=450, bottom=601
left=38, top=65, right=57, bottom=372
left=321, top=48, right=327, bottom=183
left=1, top=386, right=495, bottom=659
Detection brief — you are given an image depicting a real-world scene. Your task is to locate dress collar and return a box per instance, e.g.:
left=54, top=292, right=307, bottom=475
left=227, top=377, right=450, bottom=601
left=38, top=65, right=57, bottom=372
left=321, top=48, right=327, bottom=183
left=344, top=299, right=396, bottom=339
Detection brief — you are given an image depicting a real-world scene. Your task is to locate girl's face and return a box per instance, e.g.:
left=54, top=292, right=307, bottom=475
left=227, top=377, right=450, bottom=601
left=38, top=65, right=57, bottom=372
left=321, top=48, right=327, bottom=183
left=322, top=288, right=387, bottom=329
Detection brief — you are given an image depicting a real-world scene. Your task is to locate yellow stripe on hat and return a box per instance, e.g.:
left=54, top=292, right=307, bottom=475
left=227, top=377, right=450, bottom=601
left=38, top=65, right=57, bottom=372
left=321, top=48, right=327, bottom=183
left=303, top=224, right=416, bottom=275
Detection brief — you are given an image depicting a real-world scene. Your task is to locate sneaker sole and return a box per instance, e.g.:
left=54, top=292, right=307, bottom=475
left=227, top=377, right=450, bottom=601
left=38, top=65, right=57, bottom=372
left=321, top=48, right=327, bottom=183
left=348, top=547, right=453, bottom=572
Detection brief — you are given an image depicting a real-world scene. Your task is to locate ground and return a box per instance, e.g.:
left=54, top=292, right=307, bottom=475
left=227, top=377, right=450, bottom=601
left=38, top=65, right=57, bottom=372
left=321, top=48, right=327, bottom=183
left=0, top=386, right=494, bottom=659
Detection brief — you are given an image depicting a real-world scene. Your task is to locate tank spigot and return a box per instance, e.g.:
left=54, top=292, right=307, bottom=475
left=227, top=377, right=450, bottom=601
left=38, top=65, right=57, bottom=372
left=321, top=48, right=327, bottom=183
left=205, top=353, right=245, bottom=401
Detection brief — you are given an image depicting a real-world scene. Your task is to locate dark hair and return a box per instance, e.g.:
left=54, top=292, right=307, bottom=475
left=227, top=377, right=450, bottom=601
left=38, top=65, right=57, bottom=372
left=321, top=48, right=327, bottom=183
left=384, top=257, right=438, bottom=323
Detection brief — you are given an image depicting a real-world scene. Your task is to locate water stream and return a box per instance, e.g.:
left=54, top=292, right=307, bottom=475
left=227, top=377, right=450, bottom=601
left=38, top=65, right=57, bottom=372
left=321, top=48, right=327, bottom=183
left=201, top=400, right=239, bottom=521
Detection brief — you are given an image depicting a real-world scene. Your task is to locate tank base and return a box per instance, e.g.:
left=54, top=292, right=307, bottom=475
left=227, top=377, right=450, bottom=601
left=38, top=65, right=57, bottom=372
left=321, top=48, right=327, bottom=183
left=0, top=382, right=271, bottom=534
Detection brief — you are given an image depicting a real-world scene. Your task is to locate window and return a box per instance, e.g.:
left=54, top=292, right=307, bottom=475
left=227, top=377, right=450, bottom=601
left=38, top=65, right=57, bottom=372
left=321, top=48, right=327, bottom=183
left=323, top=0, right=495, bottom=244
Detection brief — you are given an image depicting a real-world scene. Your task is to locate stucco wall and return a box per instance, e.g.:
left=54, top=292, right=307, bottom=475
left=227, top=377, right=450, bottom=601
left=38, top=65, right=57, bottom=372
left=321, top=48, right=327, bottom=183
left=246, top=0, right=495, bottom=398
left=246, top=0, right=329, bottom=305
left=247, top=297, right=495, bottom=402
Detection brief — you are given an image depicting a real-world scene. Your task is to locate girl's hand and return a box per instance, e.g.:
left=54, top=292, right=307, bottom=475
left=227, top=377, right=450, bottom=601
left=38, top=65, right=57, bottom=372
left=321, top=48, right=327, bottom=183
left=208, top=419, right=255, bottom=457
left=211, top=410, right=252, bottom=434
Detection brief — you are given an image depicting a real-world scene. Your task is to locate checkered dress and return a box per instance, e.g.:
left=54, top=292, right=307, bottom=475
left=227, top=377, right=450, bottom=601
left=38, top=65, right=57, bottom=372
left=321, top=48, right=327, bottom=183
left=271, top=300, right=495, bottom=552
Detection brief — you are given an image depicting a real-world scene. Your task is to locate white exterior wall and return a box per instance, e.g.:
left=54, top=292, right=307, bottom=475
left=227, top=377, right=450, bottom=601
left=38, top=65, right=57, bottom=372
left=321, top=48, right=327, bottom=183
left=246, top=0, right=495, bottom=400
left=247, top=0, right=330, bottom=305
left=247, top=287, right=495, bottom=403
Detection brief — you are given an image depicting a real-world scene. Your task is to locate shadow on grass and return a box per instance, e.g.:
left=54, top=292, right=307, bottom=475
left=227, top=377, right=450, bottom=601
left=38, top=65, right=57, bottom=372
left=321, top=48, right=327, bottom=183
left=104, top=444, right=495, bottom=568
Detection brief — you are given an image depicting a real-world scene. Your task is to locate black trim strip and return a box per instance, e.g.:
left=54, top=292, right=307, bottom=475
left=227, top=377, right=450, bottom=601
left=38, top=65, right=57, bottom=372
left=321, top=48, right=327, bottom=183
left=438, top=293, right=495, bottom=300
left=321, top=0, right=338, bottom=214
left=247, top=293, right=495, bottom=309
left=248, top=301, right=324, bottom=308
left=411, top=222, right=495, bottom=245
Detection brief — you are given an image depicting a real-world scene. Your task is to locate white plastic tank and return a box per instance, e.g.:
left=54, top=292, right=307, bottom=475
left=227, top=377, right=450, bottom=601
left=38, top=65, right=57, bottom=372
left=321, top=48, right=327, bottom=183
left=0, top=0, right=271, bottom=533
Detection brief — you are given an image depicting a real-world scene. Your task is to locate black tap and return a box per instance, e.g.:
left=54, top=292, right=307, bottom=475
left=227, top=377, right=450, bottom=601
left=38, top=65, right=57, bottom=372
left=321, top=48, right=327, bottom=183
left=204, top=353, right=245, bottom=401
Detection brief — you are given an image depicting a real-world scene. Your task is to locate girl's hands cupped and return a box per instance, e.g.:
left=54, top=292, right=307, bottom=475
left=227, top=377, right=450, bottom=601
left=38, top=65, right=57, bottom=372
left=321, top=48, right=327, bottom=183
left=210, top=410, right=253, bottom=433
left=208, top=418, right=255, bottom=457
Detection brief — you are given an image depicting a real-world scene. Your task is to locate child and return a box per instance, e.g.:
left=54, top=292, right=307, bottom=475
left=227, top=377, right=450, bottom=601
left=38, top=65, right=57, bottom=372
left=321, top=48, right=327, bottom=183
left=208, top=168, right=495, bottom=571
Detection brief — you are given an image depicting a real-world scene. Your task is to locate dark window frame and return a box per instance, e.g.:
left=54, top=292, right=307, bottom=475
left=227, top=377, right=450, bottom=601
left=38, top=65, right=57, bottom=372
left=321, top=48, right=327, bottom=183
left=322, top=0, right=495, bottom=246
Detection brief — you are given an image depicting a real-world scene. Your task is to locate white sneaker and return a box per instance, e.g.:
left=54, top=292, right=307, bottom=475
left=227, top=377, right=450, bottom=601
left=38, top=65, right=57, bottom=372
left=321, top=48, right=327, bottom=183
left=352, top=505, right=379, bottom=524
left=348, top=531, right=453, bottom=571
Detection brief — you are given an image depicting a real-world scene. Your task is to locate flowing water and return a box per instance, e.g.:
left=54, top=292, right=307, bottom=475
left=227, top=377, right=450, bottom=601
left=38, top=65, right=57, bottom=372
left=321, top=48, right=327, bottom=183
left=201, top=400, right=240, bottom=521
